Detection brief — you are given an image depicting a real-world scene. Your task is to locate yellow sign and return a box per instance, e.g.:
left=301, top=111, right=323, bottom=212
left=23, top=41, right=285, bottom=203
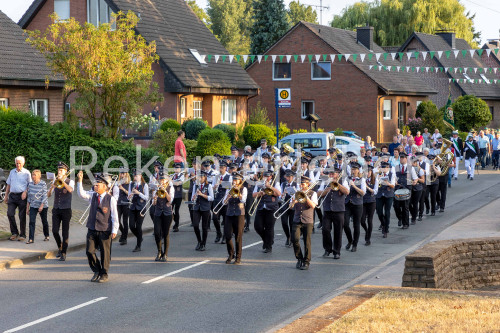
left=277, top=88, right=291, bottom=108
left=280, top=89, right=289, bottom=99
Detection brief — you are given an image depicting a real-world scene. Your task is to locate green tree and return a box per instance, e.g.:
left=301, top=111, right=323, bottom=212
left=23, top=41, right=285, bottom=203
left=26, top=11, right=162, bottom=139
left=287, top=1, right=318, bottom=26
left=248, top=101, right=272, bottom=127
left=331, top=0, right=478, bottom=48
left=187, top=0, right=212, bottom=31
left=452, top=95, right=491, bottom=132
left=207, top=0, right=253, bottom=55
left=250, top=0, right=289, bottom=55
left=421, top=102, right=445, bottom=135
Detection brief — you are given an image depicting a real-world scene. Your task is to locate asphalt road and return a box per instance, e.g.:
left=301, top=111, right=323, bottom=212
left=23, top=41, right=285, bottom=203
left=1, top=169, right=499, bottom=333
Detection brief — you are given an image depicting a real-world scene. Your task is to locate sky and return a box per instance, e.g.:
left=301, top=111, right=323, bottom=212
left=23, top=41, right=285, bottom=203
left=2, top=0, right=499, bottom=45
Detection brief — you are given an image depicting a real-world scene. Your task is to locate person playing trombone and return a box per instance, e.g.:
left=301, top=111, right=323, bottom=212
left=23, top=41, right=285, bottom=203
left=252, top=170, right=281, bottom=253
left=128, top=169, right=149, bottom=252
left=47, top=162, right=74, bottom=261
left=191, top=170, right=214, bottom=251
left=170, top=163, right=185, bottom=232
left=77, top=172, right=118, bottom=283
left=223, top=172, right=247, bottom=264
left=152, top=168, right=175, bottom=262
left=290, top=176, right=318, bottom=270
left=112, top=167, right=131, bottom=245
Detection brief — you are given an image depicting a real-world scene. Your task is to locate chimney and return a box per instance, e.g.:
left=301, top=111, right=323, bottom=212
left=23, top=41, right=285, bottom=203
left=436, top=31, right=456, bottom=49
left=357, top=25, right=374, bottom=51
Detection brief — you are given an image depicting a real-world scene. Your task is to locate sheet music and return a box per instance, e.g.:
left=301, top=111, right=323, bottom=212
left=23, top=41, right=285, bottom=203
left=220, top=181, right=232, bottom=189
left=46, top=172, right=55, bottom=180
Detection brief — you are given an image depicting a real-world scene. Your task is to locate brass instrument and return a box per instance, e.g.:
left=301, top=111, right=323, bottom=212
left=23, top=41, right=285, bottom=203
left=249, top=172, right=278, bottom=216
left=282, top=143, right=295, bottom=155
left=274, top=180, right=319, bottom=219
left=212, top=180, right=246, bottom=215
left=271, top=146, right=280, bottom=155
left=54, top=169, right=74, bottom=188
left=318, top=170, right=344, bottom=208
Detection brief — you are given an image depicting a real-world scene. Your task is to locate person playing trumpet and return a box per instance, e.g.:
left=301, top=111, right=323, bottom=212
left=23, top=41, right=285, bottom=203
left=290, top=176, right=318, bottom=270
left=128, top=169, right=149, bottom=252
left=375, top=161, right=396, bottom=238
left=223, top=172, right=247, bottom=264
left=47, top=162, right=74, bottom=261
left=343, top=162, right=366, bottom=253
left=112, top=167, right=131, bottom=245
left=152, top=169, right=175, bottom=262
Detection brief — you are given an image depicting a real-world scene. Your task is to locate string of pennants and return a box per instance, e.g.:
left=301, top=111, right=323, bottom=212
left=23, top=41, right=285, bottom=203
left=200, top=48, right=500, bottom=64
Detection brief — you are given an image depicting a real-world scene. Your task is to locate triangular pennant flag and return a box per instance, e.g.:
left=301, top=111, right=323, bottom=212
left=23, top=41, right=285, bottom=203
left=322, top=54, right=328, bottom=61
left=398, top=52, right=404, bottom=59
left=250, top=55, right=255, bottom=62
left=406, top=66, right=410, bottom=72
left=464, top=67, right=468, bottom=73
left=476, top=49, right=484, bottom=57
left=416, top=67, right=420, bottom=73
left=329, top=54, right=335, bottom=62
left=300, top=55, right=306, bottom=63
left=495, top=79, right=498, bottom=84
left=236, top=55, right=241, bottom=62
left=454, top=68, right=458, bottom=73
left=411, top=67, right=415, bottom=72
left=200, top=54, right=206, bottom=62
left=215, top=55, right=220, bottom=63
left=378, top=66, right=382, bottom=71
left=474, top=67, right=477, bottom=73
left=271, top=55, right=277, bottom=63
left=360, top=54, right=366, bottom=62
left=459, top=68, right=463, bottom=73
left=422, top=51, right=428, bottom=60
left=426, top=67, right=429, bottom=73
left=469, top=50, right=475, bottom=58
left=352, top=54, right=358, bottom=62
left=286, top=55, right=292, bottom=63
left=452, top=79, right=456, bottom=82
left=439, top=67, right=444, bottom=72
left=459, top=50, right=466, bottom=58
left=391, top=53, right=397, bottom=60
left=221, top=55, right=227, bottom=62
left=344, top=54, right=350, bottom=61
left=397, top=66, right=401, bottom=72
left=495, top=68, right=498, bottom=74
left=369, top=65, right=373, bottom=70
left=437, top=51, right=443, bottom=59
left=293, top=55, right=298, bottom=62
left=337, top=54, right=343, bottom=61
left=486, top=49, right=492, bottom=57
left=279, top=55, right=284, bottom=62
left=229, top=55, right=235, bottom=63
left=445, top=51, right=451, bottom=58
left=375, top=53, right=382, bottom=61
left=264, top=55, right=268, bottom=62
left=383, top=53, right=388, bottom=61
left=391, top=66, right=396, bottom=71
left=257, top=55, right=262, bottom=63
left=315, top=54, right=321, bottom=62
left=445, top=67, right=449, bottom=73
left=430, top=51, right=435, bottom=59
left=308, top=54, right=313, bottom=62
left=478, top=79, right=482, bottom=84
left=242, top=55, right=248, bottom=62
left=449, top=78, right=452, bottom=83
left=414, top=51, right=419, bottom=59
left=368, top=53, right=373, bottom=61
left=207, top=54, right=212, bottom=62
left=406, top=52, right=412, bottom=60
left=494, top=49, right=499, bottom=55
left=479, top=67, right=484, bottom=73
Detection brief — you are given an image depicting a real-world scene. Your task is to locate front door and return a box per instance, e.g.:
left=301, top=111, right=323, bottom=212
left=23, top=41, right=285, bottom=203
left=398, top=102, right=406, bottom=129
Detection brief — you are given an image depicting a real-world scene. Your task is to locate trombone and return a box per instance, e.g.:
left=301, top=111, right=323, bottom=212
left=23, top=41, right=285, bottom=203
left=212, top=180, right=246, bottom=215
left=140, top=177, right=171, bottom=217
left=248, top=172, right=278, bottom=216
left=78, top=174, right=118, bottom=225
left=274, top=180, right=318, bottom=219
left=317, top=170, right=344, bottom=208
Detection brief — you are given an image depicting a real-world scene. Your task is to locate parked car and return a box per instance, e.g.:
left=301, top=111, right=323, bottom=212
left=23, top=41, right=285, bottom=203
left=279, top=132, right=336, bottom=157
left=335, top=136, right=365, bottom=156
left=329, top=130, right=363, bottom=140
left=0, top=168, right=6, bottom=203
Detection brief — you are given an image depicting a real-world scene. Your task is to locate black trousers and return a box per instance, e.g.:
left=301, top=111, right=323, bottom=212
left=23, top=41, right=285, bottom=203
left=193, top=210, right=210, bottom=245
left=292, top=223, right=313, bottom=264
left=245, top=193, right=254, bottom=228
left=86, top=229, right=112, bottom=276
left=172, top=197, right=182, bottom=228
left=361, top=202, right=376, bottom=242
left=7, top=193, right=27, bottom=237
left=117, top=204, right=129, bottom=240
left=376, top=196, right=393, bottom=233
left=322, top=211, right=344, bottom=255
left=344, top=203, right=363, bottom=247
left=254, top=209, right=276, bottom=250
left=188, top=191, right=194, bottom=223
left=154, top=214, right=173, bottom=256
left=280, top=209, right=294, bottom=240
left=224, top=215, right=245, bottom=259
left=148, top=205, right=155, bottom=225
left=419, top=185, right=428, bottom=216
left=315, top=206, right=323, bottom=227
left=211, top=201, right=225, bottom=235
left=52, top=208, right=72, bottom=253
left=129, top=209, right=145, bottom=248
left=428, top=184, right=439, bottom=214
left=410, top=190, right=422, bottom=221
left=437, top=181, right=448, bottom=210
left=393, top=199, right=410, bottom=226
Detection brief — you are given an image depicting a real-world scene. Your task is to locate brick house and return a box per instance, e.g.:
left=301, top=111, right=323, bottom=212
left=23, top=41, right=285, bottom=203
left=246, top=22, right=436, bottom=143
left=18, top=0, right=259, bottom=128
left=399, top=32, right=500, bottom=127
left=0, top=10, right=65, bottom=123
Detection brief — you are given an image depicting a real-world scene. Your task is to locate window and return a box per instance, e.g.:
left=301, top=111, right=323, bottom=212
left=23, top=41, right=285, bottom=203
left=294, top=138, right=322, bottom=149
left=65, top=102, right=71, bottom=112
left=54, top=0, right=70, bottom=20
left=87, top=0, right=112, bottom=26
left=180, top=97, right=186, bottom=118
left=336, top=138, right=350, bottom=146
left=0, top=98, right=8, bottom=108
left=311, top=62, right=331, bottom=80
left=480, top=74, right=490, bottom=84
left=221, top=99, right=236, bottom=123
left=301, top=101, right=314, bottom=119
left=383, top=100, right=392, bottom=120
left=29, top=99, right=48, bottom=122
left=193, top=100, right=202, bottom=119
left=273, top=63, right=291, bottom=80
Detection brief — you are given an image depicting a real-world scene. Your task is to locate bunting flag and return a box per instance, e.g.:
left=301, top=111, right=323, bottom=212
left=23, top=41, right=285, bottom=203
left=360, top=53, right=366, bottom=62
left=300, top=54, right=306, bottom=63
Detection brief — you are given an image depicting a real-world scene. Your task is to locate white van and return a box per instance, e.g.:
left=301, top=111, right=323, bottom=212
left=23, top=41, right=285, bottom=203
left=279, top=132, right=336, bottom=157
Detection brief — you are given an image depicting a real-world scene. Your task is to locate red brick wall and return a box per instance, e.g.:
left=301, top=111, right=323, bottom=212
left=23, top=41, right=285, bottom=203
left=0, top=87, right=64, bottom=123
left=379, top=95, right=427, bottom=142
left=25, top=0, right=88, bottom=31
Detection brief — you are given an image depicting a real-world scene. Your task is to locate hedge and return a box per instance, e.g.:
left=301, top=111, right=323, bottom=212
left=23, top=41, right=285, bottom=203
left=0, top=109, right=164, bottom=173
left=160, top=118, right=181, bottom=132
left=195, top=128, right=231, bottom=156
left=213, top=123, right=236, bottom=143
left=242, top=124, right=276, bottom=149
left=185, top=118, right=207, bottom=140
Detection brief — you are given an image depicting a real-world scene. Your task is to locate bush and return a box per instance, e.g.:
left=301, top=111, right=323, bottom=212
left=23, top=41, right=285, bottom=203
left=195, top=129, right=231, bottom=156
left=234, top=124, right=246, bottom=148
left=292, top=128, right=308, bottom=134
left=278, top=122, right=290, bottom=139
left=0, top=108, right=163, bottom=173
left=213, top=124, right=236, bottom=143
left=150, top=129, right=198, bottom=163
left=248, top=101, right=272, bottom=127
left=160, top=118, right=181, bottom=132
left=452, top=95, right=492, bottom=132
left=407, top=117, right=423, bottom=135
left=243, top=124, right=276, bottom=149
left=333, top=128, right=344, bottom=136
left=185, top=118, right=208, bottom=140
left=421, top=103, right=445, bottom=135
left=181, top=118, right=193, bottom=133
left=416, top=100, right=436, bottom=119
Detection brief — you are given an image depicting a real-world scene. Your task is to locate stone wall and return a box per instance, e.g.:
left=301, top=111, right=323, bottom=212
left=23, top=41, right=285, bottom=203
left=402, top=238, right=500, bottom=290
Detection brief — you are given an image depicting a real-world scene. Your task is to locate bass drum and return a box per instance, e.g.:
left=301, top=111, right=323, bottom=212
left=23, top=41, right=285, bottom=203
left=394, top=188, right=411, bottom=201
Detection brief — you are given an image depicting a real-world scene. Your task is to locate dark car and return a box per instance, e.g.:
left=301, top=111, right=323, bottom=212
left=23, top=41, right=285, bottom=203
left=0, top=168, right=6, bottom=203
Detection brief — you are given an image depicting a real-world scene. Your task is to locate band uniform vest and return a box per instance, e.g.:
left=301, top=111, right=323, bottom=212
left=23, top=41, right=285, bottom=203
left=376, top=171, right=395, bottom=198
left=363, top=180, right=376, bottom=204
left=87, top=193, right=112, bottom=232
left=395, top=165, right=412, bottom=191
left=193, top=183, right=211, bottom=212
left=293, top=193, right=314, bottom=224
left=117, top=182, right=130, bottom=205
left=215, top=173, right=231, bottom=203
left=226, top=196, right=245, bottom=216
left=129, top=182, right=146, bottom=211
left=323, top=186, right=346, bottom=212
left=155, top=186, right=172, bottom=216
left=257, top=185, right=279, bottom=211
left=345, top=178, right=364, bottom=205
left=53, top=178, right=72, bottom=209
left=172, top=173, right=183, bottom=199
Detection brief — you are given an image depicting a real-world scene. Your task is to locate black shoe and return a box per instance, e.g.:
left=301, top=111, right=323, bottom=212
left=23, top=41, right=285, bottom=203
left=56, top=250, right=62, bottom=258
left=199, top=244, right=206, bottom=251
left=439, top=208, right=444, bottom=213
left=263, top=248, right=272, bottom=253
left=244, top=226, right=250, bottom=232
left=59, top=253, right=66, bottom=261
left=173, top=227, right=179, bottom=232
left=402, top=225, right=409, bottom=229
left=195, top=242, right=201, bottom=251
left=160, top=255, right=167, bottom=262
left=345, top=242, right=352, bottom=250
left=98, top=275, right=108, bottom=283
left=296, top=260, right=302, bottom=269
left=365, top=241, right=371, bottom=246
left=470, top=178, right=474, bottom=181
left=91, top=272, right=100, bottom=282
left=234, top=259, right=241, bottom=265
left=322, top=251, right=330, bottom=257
left=155, top=253, right=161, bottom=261
left=378, top=225, right=383, bottom=230
left=417, top=216, right=422, bottom=221
left=333, top=254, right=340, bottom=259
left=119, top=239, right=127, bottom=245
left=431, top=212, right=435, bottom=216
left=383, top=232, right=387, bottom=238
left=351, top=246, right=357, bottom=252
left=317, top=225, right=322, bottom=229
left=221, top=238, right=226, bottom=244
left=285, top=238, right=290, bottom=247
left=300, top=263, right=309, bottom=270
left=410, top=220, right=416, bottom=225
left=425, top=209, right=429, bottom=215
left=454, top=177, right=458, bottom=180
left=214, top=233, right=221, bottom=243
left=226, top=256, right=233, bottom=264
left=467, top=174, right=470, bottom=179
left=133, top=246, right=141, bottom=252
left=398, top=220, right=402, bottom=227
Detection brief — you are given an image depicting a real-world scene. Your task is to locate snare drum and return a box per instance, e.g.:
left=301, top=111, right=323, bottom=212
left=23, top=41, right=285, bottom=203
left=394, top=188, right=411, bottom=201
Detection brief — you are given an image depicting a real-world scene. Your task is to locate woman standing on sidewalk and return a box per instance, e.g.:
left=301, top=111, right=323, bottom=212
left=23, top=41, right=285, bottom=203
left=128, top=170, right=149, bottom=252
left=26, top=170, right=49, bottom=244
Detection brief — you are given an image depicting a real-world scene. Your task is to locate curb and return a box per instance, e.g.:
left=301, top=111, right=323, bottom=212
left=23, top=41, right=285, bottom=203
left=0, top=226, right=155, bottom=271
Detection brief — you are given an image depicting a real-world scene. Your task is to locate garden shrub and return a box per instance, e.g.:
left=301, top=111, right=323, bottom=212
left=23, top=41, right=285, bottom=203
left=160, top=118, right=181, bottom=132
left=213, top=124, right=236, bottom=143
left=195, top=129, right=231, bottom=156
left=243, top=124, right=276, bottom=149
left=185, top=118, right=207, bottom=140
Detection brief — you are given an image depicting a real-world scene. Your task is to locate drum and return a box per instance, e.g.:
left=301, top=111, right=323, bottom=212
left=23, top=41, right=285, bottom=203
left=394, top=188, right=411, bottom=201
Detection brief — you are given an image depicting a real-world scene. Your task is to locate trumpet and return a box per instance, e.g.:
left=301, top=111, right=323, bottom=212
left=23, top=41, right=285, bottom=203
left=54, top=169, right=74, bottom=189
left=318, top=171, right=344, bottom=208
left=274, top=180, right=319, bottom=219
left=248, top=172, right=278, bottom=216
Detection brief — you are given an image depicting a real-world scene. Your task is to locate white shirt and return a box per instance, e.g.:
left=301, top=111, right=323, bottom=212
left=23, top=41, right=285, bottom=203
left=192, top=183, right=214, bottom=201
left=378, top=171, right=396, bottom=187
left=6, top=167, right=32, bottom=193
left=128, top=182, right=149, bottom=201
left=366, top=177, right=379, bottom=196
left=77, top=183, right=119, bottom=234
left=348, top=177, right=366, bottom=196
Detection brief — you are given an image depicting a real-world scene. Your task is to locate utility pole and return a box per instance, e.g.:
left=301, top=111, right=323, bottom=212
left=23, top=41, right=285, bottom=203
left=304, top=0, right=330, bottom=25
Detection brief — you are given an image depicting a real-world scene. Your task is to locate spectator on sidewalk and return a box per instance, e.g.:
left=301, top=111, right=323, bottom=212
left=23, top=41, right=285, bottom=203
left=422, top=128, right=431, bottom=148
left=26, top=170, right=49, bottom=244
left=364, top=136, right=372, bottom=150
left=431, top=129, right=442, bottom=144
left=395, top=128, right=403, bottom=143
left=414, top=131, right=424, bottom=151
left=5, top=156, right=31, bottom=241
left=174, top=130, right=187, bottom=168
left=388, top=136, right=399, bottom=156
left=477, top=130, right=489, bottom=170
left=491, top=132, right=500, bottom=170
left=405, top=130, right=413, bottom=143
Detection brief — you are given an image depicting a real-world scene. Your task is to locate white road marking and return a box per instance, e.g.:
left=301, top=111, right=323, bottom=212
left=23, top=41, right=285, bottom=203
left=142, top=260, right=210, bottom=284
left=4, top=297, right=107, bottom=333
left=242, top=241, right=263, bottom=250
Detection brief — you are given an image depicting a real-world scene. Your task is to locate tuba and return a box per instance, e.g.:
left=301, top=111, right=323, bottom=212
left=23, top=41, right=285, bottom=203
left=282, top=143, right=295, bottom=155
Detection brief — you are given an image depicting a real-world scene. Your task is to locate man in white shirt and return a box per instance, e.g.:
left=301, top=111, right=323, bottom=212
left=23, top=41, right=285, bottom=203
left=5, top=156, right=31, bottom=241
